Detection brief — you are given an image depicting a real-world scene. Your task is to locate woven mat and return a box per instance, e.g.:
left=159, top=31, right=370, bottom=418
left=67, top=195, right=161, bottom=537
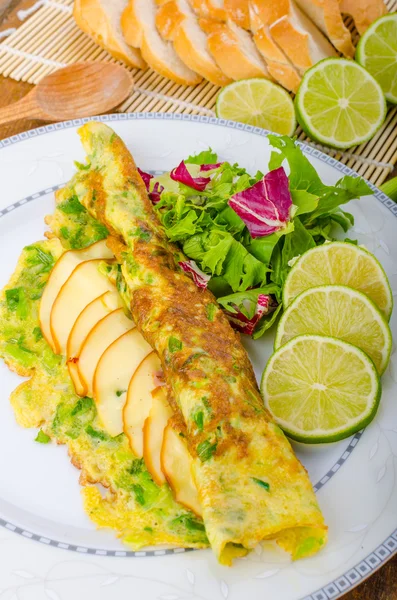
left=0, top=0, right=396, bottom=186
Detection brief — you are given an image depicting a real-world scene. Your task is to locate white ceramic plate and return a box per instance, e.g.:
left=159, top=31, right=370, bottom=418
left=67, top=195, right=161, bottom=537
left=0, top=114, right=396, bottom=600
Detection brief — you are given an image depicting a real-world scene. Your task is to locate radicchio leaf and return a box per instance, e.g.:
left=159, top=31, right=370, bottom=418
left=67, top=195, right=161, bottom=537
left=171, top=161, right=211, bottom=191
left=225, top=294, right=270, bottom=335
left=228, top=167, right=292, bottom=238
left=138, top=168, right=163, bottom=204
left=200, top=162, right=223, bottom=172
left=178, top=260, right=210, bottom=289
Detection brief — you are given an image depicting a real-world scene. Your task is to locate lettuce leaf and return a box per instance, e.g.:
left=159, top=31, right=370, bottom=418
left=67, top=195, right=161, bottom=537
left=267, top=135, right=372, bottom=224
left=183, top=230, right=269, bottom=292
left=270, top=218, right=316, bottom=288
left=186, top=148, right=218, bottom=165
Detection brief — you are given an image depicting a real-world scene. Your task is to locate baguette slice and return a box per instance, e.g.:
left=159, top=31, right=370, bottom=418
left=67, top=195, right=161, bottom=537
left=294, top=0, right=354, bottom=56
left=253, top=27, right=301, bottom=92
left=73, top=0, right=145, bottom=69
left=249, top=0, right=289, bottom=32
left=225, top=0, right=250, bottom=29
left=339, top=0, right=387, bottom=35
left=200, top=17, right=271, bottom=80
left=122, top=0, right=202, bottom=85
left=189, top=0, right=227, bottom=20
left=156, top=0, right=232, bottom=85
left=269, top=2, right=337, bottom=73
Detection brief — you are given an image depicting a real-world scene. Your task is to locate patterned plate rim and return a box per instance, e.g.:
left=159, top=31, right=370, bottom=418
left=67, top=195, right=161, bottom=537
left=0, top=113, right=395, bottom=600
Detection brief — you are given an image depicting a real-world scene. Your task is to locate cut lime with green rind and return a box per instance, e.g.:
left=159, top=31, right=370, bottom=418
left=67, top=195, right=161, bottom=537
left=283, top=241, right=393, bottom=320
left=261, top=334, right=381, bottom=444
left=356, top=13, right=397, bottom=105
left=216, top=78, right=296, bottom=135
left=295, top=58, right=387, bottom=149
left=275, top=284, right=392, bottom=375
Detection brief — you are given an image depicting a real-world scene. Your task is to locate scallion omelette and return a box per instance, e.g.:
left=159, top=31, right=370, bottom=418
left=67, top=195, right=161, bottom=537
left=0, top=122, right=327, bottom=565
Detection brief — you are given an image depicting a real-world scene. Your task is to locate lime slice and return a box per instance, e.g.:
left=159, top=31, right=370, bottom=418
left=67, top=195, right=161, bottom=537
left=261, top=335, right=381, bottom=443
left=295, top=58, right=387, bottom=149
left=283, top=242, right=393, bottom=320
left=356, top=14, right=397, bottom=105
left=275, top=285, right=392, bottom=375
left=216, top=78, right=296, bottom=135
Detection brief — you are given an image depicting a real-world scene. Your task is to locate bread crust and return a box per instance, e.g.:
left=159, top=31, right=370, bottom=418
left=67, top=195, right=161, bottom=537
left=73, top=0, right=146, bottom=68
left=124, top=0, right=202, bottom=85
left=253, top=28, right=301, bottom=92
left=295, top=0, right=355, bottom=57
left=339, top=0, right=387, bottom=34
left=200, top=18, right=270, bottom=81
left=156, top=1, right=232, bottom=86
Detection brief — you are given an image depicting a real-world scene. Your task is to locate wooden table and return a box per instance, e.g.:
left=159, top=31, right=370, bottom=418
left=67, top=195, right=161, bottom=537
left=0, top=1, right=396, bottom=598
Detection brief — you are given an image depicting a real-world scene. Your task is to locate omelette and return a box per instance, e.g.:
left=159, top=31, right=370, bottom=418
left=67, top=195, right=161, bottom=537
left=0, top=121, right=327, bottom=564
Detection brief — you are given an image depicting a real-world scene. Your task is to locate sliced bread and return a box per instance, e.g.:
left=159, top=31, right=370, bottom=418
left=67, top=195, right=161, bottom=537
left=269, top=2, right=337, bottom=73
left=294, top=0, right=355, bottom=56
left=200, top=17, right=272, bottom=80
left=225, top=0, right=250, bottom=29
left=253, top=27, right=301, bottom=92
left=121, top=0, right=202, bottom=85
left=249, top=0, right=289, bottom=32
left=73, top=0, right=146, bottom=68
left=156, top=0, right=232, bottom=86
left=189, top=0, right=227, bottom=20
left=339, top=0, right=387, bottom=35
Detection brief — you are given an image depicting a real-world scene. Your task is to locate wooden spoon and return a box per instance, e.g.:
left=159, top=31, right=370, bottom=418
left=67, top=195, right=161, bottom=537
left=0, top=62, right=134, bottom=126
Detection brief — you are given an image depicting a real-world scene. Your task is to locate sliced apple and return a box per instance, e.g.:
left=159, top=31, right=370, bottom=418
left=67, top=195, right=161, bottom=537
left=67, top=291, right=123, bottom=396
left=40, top=239, right=113, bottom=352
left=143, top=387, right=173, bottom=487
left=77, top=308, right=135, bottom=398
left=50, top=258, right=115, bottom=355
left=123, top=351, right=162, bottom=458
left=161, top=424, right=202, bottom=517
left=94, top=329, right=152, bottom=437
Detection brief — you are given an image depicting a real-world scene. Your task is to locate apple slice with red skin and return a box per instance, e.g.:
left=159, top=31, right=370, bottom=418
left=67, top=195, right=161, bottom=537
left=40, top=239, right=113, bottom=352
left=50, top=258, right=114, bottom=355
left=77, top=307, right=135, bottom=398
left=67, top=291, right=123, bottom=396
left=123, top=351, right=163, bottom=457
left=161, top=424, right=202, bottom=517
left=94, top=328, right=152, bottom=437
left=143, top=387, right=173, bottom=487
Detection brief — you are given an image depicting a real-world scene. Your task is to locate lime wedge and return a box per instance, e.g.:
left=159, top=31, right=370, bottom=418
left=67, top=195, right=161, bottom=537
left=283, top=242, right=393, bottom=320
left=356, top=13, right=397, bottom=105
left=295, top=58, right=387, bottom=149
left=216, top=78, right=296, bottom=135
left=275, top=285, right=392, bottom=375
left=261, top=335, right=381, bottom=443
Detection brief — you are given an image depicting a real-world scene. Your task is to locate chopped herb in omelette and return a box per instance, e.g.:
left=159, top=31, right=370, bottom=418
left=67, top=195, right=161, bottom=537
left=196, top=439, right=217, bottom=462
left=168, top=336, right=182, bottom=353
left=252, top=478, right=270, bottom=491
left=35, top=429, right=51, bottom=444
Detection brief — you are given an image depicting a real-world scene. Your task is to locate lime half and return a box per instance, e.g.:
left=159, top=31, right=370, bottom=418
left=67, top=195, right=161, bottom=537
left=283, top=242, right=393, bottom=320
left=356, top=13, right=397, bottom=105
left=261, top=335, right=381, bottom=443
left=295, top=58, right=387, bottom=149
left=275, top=285, right=392, bottom=375
left=216, top=78, right=296, bottom=135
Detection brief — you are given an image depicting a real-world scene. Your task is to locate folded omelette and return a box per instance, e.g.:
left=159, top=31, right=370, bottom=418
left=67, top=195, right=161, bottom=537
left=0, top=121, right=327, bottom=565
left=70, top=122, right=327, bottom=562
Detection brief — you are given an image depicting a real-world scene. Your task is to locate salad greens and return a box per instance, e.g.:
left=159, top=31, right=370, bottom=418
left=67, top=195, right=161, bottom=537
left=141, top=136, right=372, bottom=338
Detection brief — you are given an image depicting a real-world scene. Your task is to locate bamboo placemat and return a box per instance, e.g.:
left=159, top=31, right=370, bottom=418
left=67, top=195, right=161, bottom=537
left=0, top=0, right=396, bottom=186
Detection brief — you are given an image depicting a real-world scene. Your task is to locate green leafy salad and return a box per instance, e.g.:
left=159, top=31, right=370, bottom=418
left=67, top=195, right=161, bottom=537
left=137, top=135, right=372, bottom=338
